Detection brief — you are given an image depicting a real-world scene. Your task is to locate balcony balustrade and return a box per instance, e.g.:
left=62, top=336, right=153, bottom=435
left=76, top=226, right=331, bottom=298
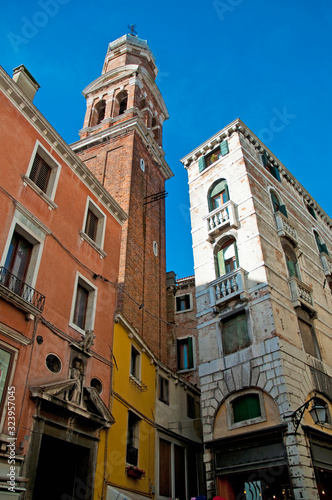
left=274, top=212, right=298, bottom=246
left=0, top=266, right=45, bottom=313
left=288, top=276, right=314, bottom=311
left=204, top=200, right=238, bottom=240
left=209, top=268, right=248, bottom=307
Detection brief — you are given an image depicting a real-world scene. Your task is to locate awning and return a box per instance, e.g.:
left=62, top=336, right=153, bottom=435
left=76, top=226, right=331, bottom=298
left=107, top=486, right=151, bottom=500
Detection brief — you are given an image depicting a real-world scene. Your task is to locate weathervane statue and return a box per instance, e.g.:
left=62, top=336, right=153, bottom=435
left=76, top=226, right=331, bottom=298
left=127, top=24, right=137, bottom=36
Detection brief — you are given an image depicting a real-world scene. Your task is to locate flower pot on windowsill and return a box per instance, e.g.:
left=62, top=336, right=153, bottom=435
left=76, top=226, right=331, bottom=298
left=125, top=465, right=146, bottom=480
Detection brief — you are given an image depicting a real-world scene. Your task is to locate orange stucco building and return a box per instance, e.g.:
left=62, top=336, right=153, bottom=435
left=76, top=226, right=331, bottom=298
left=0, top=64, right=126, bottom=499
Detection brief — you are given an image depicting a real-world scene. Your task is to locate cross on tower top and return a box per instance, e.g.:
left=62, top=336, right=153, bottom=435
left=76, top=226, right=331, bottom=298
left=127, top=24, right=137, bottom=36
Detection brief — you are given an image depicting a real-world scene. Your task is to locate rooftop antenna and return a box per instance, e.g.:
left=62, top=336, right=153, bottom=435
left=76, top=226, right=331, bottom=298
left=127, top=24, right=137, bottom=36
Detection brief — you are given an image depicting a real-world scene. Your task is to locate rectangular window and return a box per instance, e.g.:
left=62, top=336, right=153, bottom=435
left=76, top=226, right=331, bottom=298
left=130, top=345, right=141, bottom=380
left=159, top=439, right=171, bottom=497
left=222, top=311, right=250, bottom=355
left=198, top=140, right=229, bottom=172
left=159, top=376, right=169, bottom=404
left=81, top=198, right=106, bottom=251
left=187, top=394, right=196, bottom=419
left=174, top=445, right=186, bottom=500
left=126, top=411, right=140, bottom=466
left=233, top=394, right=261, bottom=423
left=177, top=337, right=194, bottom=371
left=73, top=284, right=89, bottom=330
left=298, top=315, right=321, bottom=359
left=70, top=274, right=97, bottom=333
left=24, top=142, right=61, bottom=205
left=29, top=154, right=51, bottom=192
left=0, top=217, right=45, bottom=312
left=175, top=293, right=192, bottom=312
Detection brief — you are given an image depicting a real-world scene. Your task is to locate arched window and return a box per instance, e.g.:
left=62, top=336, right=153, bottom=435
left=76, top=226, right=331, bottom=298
left=283, top=243, right=300, bottom=279
left=208, top=179, right=229, bottom=212
left=116, top=91, right=128, bottom=115
left=313, top=230, right=329, bottom=255
left=215, top=238, right=239, bottom=277
left=90, top=99, right=106, bottom=127
left=271, top=191, right=288, bottom=217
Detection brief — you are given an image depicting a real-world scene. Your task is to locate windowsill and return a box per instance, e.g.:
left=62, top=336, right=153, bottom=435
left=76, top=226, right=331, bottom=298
left=79, top=231, right=107, bottom=258
left=68, top=321, right=86, bottom=336
left=129, top=375, right=147, bottom=392
left=175, top=307, right=193, bottom=314
left=228, top=415, right=267, bottom=431
left=177, top=367, right=195, bottom=374
left=22, top=175, right=58, bottom=210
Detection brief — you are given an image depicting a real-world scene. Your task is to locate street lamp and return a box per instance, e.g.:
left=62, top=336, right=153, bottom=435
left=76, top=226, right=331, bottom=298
left=285, top=396, right=327, bottom=433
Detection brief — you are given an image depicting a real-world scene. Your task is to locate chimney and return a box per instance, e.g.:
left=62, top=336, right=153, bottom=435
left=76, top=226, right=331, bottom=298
left=12, top=65, right=40, bottom=102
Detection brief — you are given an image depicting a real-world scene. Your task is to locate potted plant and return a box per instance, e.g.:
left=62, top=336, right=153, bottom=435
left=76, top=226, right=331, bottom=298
left=125, top=465, right=146, bottom=479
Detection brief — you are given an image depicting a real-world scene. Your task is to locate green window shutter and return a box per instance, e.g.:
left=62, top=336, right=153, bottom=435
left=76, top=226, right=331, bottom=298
left=319, top=243, right=329, bottom=255
left=234, top=242, right=239, bottom=268
left=210, top=179, right=228, bottom=199
left=260, top=151, right=268, bottom=168
left=286, top=258, right=296, bottom=277
left=269, top=165, right=281, bottom=182
left=220, top=140, right=229, bottom=156
left=236, top=313, right=249, bottom=350
left=233, top=394, right=261, bottom=423
left=278, top=204, right=288, bottom=218
left=198, top=156, right=206, bottom=172
left=217, top=249, right=226, bottom=277
left=188, top=337, right=194, bottom=368
left=271, top=192, right=280, bottom=212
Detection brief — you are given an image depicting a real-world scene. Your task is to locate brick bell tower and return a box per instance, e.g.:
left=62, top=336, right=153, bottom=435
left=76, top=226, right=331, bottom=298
left=71, top=34, right=173, bottom=362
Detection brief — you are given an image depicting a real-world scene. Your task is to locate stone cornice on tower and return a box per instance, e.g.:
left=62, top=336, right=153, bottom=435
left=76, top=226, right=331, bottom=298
left=103, top=34, right=157, bottom=78
left=181, top=117, right=332, bottom=229
left=71, top=112, right=173, bottom=181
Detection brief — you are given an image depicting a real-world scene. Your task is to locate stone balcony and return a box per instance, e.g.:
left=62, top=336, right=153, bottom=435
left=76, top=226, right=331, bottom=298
left=288, top=276, right=315, bottom=312
left=274, top=211, right=298, bottom=246
left=209, top=268, right=248, bottom=307
left=204, top=200, right=238, bottom=241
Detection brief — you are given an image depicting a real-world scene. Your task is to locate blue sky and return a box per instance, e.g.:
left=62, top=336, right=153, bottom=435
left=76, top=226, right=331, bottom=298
left=1, top=0, right=331, bottom=279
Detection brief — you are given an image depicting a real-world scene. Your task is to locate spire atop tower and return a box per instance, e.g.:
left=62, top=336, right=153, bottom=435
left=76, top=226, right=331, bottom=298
left=127, top=24, right=137, bottom=36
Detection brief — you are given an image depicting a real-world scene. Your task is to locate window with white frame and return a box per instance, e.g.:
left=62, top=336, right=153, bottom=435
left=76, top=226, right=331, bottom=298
left=130, top=345, right=141, bottom=381
left=175, top=293, right=192, bottom=313
left=24, top=142, right=61, bottom=206
left=81, top=198, right=106, bottom=252
left=70, top=274, right=97, bottom=333
left=0, top=211, right=46, bottom=312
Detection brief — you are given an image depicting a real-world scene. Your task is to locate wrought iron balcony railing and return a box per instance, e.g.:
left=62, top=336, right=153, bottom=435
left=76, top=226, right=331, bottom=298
left=209, top=268, right=248, bottom=307
left=0, top=266, right=45, bottom=312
